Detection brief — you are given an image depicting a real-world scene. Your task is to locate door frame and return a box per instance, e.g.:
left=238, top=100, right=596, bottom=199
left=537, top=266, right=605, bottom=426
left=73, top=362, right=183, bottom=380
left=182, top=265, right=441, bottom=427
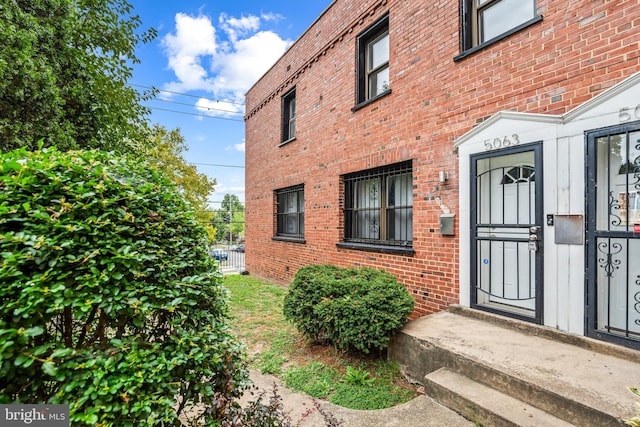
left=470, top=142, right=544, bottom=324
left=585, top=121, right=640, bottom=350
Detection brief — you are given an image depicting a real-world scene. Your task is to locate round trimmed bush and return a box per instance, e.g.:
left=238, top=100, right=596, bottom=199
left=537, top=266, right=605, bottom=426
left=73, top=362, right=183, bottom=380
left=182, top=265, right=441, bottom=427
left=0, top=147, right=248, bottom=425
left=283, top=265, right=415, bottom=354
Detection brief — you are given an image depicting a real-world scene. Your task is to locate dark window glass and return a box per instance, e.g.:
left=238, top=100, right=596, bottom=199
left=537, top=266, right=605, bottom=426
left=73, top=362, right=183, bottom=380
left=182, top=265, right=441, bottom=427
left=357, top=15, right=389, bottom=105
left=275, top=185, right=304, bottom=238
left=462, top=0, right=536, bottom=51
left=282, top=88, right=296, bottom=143
left=344, top=161, right=412, bottom=246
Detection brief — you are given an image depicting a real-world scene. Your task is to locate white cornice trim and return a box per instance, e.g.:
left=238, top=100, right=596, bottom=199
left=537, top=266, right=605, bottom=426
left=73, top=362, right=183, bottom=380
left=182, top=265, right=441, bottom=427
left=454, top=111, right=562, bottom=147
left=454, top=72, right=640, bottom=148
left=564, top=72, right=640, bottom=122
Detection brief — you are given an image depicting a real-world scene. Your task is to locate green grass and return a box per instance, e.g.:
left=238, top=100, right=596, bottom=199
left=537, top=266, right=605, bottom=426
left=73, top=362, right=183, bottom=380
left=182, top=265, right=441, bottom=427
left=256, top=329, right=295, bottom=374
left=223, top=275, right=418, bottom=410
left=283, top=362, right=339, bottom=398
left=332, top=381, right=415, bottom=410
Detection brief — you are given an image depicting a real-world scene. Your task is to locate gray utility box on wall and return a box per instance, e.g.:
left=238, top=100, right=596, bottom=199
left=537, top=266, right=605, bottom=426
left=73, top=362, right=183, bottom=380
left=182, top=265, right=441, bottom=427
left=554, top=214, right=584, bottom=245
left=440, top=213, right=455, bottom=236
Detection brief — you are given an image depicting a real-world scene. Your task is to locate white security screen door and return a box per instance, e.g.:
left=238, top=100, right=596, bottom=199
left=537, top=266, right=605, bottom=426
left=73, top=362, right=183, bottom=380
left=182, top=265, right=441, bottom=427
left=471, top=143, right=543, bottom=323
left=586, top=123, right=640, bottom=349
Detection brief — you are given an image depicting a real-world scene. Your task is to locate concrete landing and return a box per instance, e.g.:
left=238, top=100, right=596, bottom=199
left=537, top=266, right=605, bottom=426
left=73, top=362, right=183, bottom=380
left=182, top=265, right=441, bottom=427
left=389, top=306, right=640, bottom=426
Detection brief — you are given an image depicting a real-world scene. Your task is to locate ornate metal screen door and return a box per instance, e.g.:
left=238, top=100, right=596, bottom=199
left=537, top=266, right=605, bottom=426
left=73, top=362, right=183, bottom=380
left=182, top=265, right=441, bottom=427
left=586, top=123, right=640, bottom=349
left=471, top=144, right=543, bottom=323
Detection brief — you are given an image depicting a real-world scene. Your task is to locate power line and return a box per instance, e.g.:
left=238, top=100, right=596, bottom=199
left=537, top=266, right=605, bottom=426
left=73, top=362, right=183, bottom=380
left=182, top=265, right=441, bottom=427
left=193, top=162, right=245, bottom=169
left=148, top=106, right=244, bottom=122
left=130, top=83, right=245, bottom=106
left=152, top=98, right=243, bottom=116
left=205, top=202, right=246, bottom=206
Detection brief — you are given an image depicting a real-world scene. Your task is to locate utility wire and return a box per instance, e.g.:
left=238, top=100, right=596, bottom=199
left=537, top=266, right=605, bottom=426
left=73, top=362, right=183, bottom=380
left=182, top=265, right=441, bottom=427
left=193, top=162, right=245, bottom=169
left=151, top=98, right=243, bottom=115
left=130, top=83, right=245, bottom=106
left=148, top=106, right=244, bottom=122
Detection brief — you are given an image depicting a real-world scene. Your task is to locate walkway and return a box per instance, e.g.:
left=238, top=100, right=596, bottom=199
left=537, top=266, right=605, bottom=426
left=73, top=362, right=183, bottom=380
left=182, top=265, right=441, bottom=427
left=247, top=369, right=475, bottom=427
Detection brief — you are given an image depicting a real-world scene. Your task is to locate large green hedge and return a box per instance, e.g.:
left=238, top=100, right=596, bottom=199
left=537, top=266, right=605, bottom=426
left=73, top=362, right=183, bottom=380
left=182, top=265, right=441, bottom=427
left=283, top=265, right=415, bottom=354
left=0, top=147, right=248, bottom=425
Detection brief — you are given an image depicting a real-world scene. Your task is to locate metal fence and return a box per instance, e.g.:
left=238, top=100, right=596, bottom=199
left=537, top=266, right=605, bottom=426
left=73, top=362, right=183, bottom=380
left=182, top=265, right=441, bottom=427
left=211, top=244, right=245, bottom=273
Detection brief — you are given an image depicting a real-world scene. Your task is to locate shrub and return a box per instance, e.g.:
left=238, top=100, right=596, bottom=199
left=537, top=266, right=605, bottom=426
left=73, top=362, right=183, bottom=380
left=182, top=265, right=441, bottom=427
left=283, top=265, right=414, bottom=354
left=0, top=147, right=248, bottom=425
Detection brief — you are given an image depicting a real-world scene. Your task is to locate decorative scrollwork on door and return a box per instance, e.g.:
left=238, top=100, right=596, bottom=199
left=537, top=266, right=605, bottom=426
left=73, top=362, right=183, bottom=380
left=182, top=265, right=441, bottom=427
left=609, top=191, right=622, bottom=227
left=635, top=275, right=640, bottom=326
left=597, top=241, right=622, bottom=278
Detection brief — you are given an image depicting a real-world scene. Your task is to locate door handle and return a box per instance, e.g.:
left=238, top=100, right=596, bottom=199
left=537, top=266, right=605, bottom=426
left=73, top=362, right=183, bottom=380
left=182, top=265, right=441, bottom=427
left=529, top=225, right=540, bottom=244
left=529, top=225, right=540, bottom=252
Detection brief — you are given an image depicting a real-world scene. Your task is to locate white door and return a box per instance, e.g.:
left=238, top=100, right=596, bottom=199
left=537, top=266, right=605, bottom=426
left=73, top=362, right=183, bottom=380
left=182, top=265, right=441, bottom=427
left=587, top=125, right=640, bottom=347
left=472, top=144, right=543, bottom=322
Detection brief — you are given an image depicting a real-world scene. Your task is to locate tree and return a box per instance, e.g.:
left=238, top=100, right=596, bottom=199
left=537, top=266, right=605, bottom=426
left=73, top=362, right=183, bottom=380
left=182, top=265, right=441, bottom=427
left=230, top=211, right=246, bottom=242
left=213, top=194, right=245, bottom=243
left=144, top=125, right=217, bottom=241
left=0, top=0, right=156, bottom=154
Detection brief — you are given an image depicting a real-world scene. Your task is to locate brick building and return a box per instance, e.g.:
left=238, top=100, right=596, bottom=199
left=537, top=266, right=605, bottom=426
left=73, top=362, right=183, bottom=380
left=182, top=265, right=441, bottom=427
left=244, top=0, right=640, bottom=349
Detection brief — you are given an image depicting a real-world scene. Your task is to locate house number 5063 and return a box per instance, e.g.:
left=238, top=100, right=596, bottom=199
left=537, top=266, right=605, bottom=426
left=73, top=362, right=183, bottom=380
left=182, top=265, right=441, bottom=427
left=619, top=105, right=640, bottom=122
left=484, top=134, right=520, bottom=151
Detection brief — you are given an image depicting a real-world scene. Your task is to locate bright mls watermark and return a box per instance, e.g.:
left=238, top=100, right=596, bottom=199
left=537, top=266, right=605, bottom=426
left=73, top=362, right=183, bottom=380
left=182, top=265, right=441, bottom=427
left=0, top=405, right=69, bottom=426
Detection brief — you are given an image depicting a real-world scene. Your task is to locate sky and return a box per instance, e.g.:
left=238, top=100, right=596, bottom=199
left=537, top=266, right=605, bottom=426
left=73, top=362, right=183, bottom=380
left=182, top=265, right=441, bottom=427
left=131, top=1, right=332, bottom=208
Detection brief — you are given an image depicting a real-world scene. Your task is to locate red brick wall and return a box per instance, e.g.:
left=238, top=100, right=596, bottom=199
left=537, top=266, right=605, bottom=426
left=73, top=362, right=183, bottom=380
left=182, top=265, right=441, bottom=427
left=244, top=0, right=640, bottom=318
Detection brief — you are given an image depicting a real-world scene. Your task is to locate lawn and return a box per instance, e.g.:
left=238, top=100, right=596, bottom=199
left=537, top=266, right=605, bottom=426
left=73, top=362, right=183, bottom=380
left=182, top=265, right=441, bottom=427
left=223, top=274, right=419, bottom=410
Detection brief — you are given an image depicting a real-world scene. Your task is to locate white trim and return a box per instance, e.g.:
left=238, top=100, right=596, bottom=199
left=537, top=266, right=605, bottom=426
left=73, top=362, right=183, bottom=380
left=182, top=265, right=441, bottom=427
left=455, top=111, right=562, bottom=147
left=564, top=72, right=640, bottom=122
left=455, top=72, right=640, bottom=148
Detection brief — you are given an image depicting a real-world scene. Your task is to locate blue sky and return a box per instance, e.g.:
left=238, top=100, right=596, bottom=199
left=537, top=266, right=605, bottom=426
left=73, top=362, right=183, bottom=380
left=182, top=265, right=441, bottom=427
left=131, top=1, right=332, bottom=207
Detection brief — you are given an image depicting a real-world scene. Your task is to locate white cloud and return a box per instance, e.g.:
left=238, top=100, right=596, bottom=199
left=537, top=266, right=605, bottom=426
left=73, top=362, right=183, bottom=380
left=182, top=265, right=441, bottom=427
left=210, top=31, right=291, bottom=96
left=195, top=98, right=244, bottom=117
left=260, top=12, right=284, bottom=23
left=223, top=138, right=246, bottom=152
left=213, top=184, right=246, bottom=204
left=162, top=13, right=218, bottom=91
left=161, top=11, right=292, bottom=107
left=219, top=13, right=260, bottom=44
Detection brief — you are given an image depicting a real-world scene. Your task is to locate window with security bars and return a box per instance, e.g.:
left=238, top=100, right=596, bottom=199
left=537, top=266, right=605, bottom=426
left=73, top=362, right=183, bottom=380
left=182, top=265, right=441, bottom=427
left=275, top=185, right=304, bottom=238
left=344, top=161, right=412, bottom=246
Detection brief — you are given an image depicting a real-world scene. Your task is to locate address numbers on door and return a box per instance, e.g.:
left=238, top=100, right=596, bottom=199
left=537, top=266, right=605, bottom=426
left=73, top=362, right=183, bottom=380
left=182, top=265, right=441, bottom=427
left=618, top=105, right=640, bottom=122
left=483, top=134, right=521, bottom=151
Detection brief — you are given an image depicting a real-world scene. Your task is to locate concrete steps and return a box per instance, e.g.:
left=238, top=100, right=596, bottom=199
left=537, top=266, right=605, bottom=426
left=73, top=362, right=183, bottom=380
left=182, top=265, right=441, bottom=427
left=424, top=368, right=574, bottom=427
left=389, top=306, right=640, bottom=426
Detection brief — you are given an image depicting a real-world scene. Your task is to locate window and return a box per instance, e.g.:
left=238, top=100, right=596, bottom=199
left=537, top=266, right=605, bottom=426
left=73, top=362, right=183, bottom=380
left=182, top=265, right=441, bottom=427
left=619, top=156, right=640, bottom=174
left=356, top=15, right=389, bottom=105
left=282, top=88, right=296, bottom=143
left=461, top=0, right=538, bottom=52
left=501, top=165, right=535, bottom=184
left=343, top=161, right=412, bottom=247
left=275, top=185, right=304, bottom=239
